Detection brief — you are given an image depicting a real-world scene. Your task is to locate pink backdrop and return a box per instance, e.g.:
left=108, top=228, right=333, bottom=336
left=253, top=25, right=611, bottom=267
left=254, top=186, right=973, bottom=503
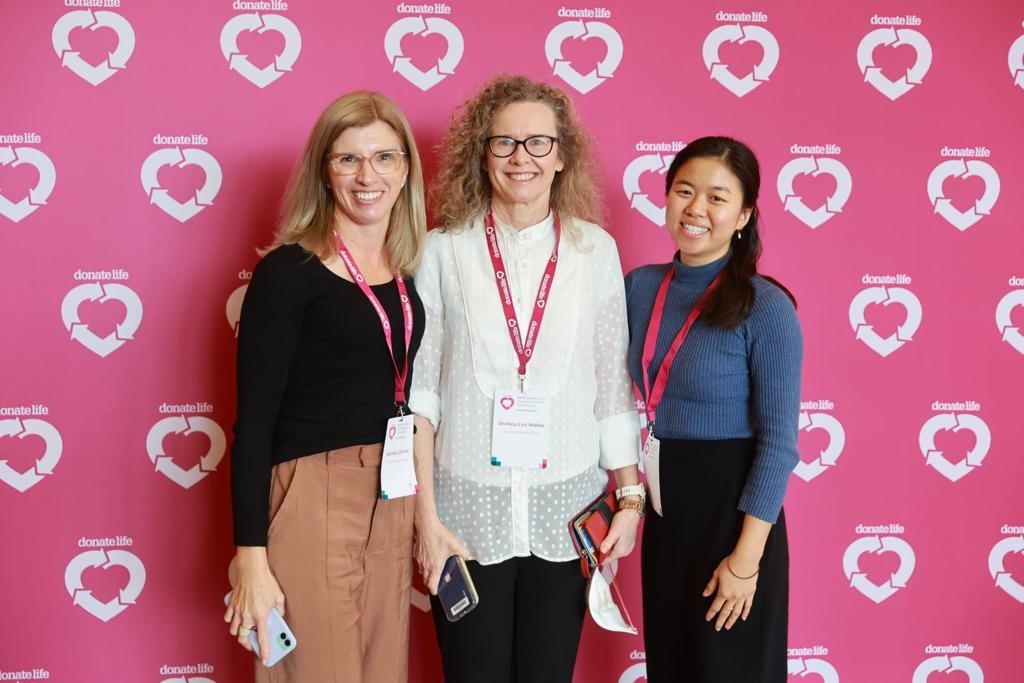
left=2, top=1, right=1023, bottom=681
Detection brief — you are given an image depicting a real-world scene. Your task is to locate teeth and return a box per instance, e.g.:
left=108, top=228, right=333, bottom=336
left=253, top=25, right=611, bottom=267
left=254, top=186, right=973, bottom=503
left=509, top=173, right=535, bottom=181
left=682, top=223, right=709, bottom=235
left=354, top=191, right=383, bottom=201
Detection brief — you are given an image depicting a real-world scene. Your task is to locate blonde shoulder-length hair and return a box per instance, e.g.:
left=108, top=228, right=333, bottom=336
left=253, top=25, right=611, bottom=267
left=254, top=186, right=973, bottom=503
left=430, top=74, right=602, bottom=240
left=270, top=91, right=426, bottom=277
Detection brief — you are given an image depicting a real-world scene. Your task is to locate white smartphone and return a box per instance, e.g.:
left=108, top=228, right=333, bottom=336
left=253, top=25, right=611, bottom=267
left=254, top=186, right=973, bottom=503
left=225, top=591, right=297, bottom=667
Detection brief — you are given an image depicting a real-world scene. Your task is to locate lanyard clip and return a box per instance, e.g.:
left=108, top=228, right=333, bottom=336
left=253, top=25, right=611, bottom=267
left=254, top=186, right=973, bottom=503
left=518, top=374, right=526, bottom=393
left=395, top=401, right=405, bottom=417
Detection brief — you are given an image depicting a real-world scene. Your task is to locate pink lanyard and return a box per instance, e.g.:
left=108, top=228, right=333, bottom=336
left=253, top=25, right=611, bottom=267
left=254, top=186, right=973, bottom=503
left=483, top=209, right=561, bottom=386
left=637, top=266, right=720, bottom=426
left=333, top=232, right=413, bottom=408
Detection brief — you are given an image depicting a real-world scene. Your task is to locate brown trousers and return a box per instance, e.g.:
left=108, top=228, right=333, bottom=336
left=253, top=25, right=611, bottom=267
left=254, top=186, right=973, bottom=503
left=256, top=444, right=415, bottom=683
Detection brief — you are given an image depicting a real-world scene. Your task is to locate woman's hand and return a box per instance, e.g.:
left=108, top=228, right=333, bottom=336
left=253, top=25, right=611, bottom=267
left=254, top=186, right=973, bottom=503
left=599, top=508, right=641, bottom=564
left=415, top=516, right=469, bottom=595
left=223, top=547, right=286, bottom=665
left=703, top=553, right=759, bottom=631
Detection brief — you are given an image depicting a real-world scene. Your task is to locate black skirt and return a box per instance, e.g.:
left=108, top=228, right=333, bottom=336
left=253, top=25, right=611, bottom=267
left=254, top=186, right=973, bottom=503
left=641, top=438, right=788, bottom=682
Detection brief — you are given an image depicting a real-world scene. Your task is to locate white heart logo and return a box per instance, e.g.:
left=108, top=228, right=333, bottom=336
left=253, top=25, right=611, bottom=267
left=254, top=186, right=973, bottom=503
left=146, top=415, right=227, bottom=489
left=384, top=16, right=464, bottom=91
left=912, top=655, right=984, bottom=683
left=776, top=157, right=853, bottom=229
left=702, top=24, right=779, bottom=97
left=1008, top=33, right=1024, bottom=90
left=0, top=146, right=57, bottom=223
left=995, top=289, right=1024, bottom=355
left=61, top=282, right=143, bottom=358
left=926, top=158, right=1000, bottom=231
left=842, top=535, right=915, bottom=603
left=794, top=411, right=845, bottom=482
left=545, top=21, right=624, bottom=94
left=848, top=286, right=922, bottom=357
left=226, top=284, right=248, bottom=337
left=622, top=153, right=676, bottom=227
left=0, top=418, right=62, bottom=493
left=52, top=10, right=135, bottom=86
left=989, top=536, right=1024, bottom=603
left=141, top=147, right=223, bottom=223
left=787, top=657, right=839, bottom=683
left=857, top=28, right=931, bottom=100
left=918, top=413, right=991, bottom=482
left=617, top=663, right=647, bottom=683
left=65, top=548, right=146, bottom=621
left=220, top=13, right=302, bottom=88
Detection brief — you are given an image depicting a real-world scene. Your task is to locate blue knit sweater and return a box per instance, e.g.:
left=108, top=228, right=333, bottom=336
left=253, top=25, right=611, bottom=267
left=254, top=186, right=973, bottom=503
left=624, top=252, right=803, bottom=523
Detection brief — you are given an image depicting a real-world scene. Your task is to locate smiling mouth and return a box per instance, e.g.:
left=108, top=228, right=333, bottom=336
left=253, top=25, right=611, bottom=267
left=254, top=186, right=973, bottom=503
left=681, top=223, right=710, bottom=236
left=354, top=191, right=384, bottom=202
left=507, top=172, right=537, bottom=181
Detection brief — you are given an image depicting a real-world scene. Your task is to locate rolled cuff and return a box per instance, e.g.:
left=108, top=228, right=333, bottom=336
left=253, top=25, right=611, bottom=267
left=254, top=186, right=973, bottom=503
left=597, top=410, right=641, bottom=471
left=408, top=388, right=442, bottom=431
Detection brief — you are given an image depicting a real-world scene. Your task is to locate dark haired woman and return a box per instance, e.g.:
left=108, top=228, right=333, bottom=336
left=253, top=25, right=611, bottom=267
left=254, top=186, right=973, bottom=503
left=625, top=136, right=802, bottom=681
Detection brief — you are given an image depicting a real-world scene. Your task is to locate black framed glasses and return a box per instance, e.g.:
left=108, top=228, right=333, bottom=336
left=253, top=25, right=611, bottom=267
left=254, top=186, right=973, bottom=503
left=326, top=150, right=407, bottom=175
left=484, top=135, right=559, bottom=158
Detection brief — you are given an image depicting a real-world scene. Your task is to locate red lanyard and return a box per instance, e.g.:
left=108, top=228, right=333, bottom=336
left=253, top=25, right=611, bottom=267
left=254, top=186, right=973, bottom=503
left=333, top=232, right=413, bottom=407
left=484, top=209, right=561, bottom=384
left=637, top=266, right=720, bottom=426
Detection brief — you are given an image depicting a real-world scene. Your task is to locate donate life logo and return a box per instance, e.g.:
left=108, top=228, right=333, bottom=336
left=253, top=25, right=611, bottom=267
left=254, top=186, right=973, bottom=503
left=146, top=416, right=227, bottom=489
left=787, top=658, right=839, bottom=683
left=926, top=159, right=1000, bottom=231
left=545, top=21, right=623, bottom=94
left=384, top=16, right=464, bottom=91
left=1009, top=31, right=1024, bottom=90
left=0, top=145, right=56, bottom=223
left=65, top=549, right=146, bottom=621
left=0, top=418, right=62, bottom=493
left=918, top=413, right=991, bottom=482
left=141, top=148, right=223, bottom=223
left=220, top=14, right=301, bottom=88
left=776, top=157, right=852, bottom=229
left=989, top=535, right=1024, bottom=602
left=848, top=286, right=922, bottom=357
left=617, top=663, right=647, bottom=683
left=857, top=28, right=931, bottom=100
left=843, top=535, right=915, bottom=603
left=52, top=10, right=135, bottom=86
left=226, top=285, right=248, bottom=337
left=702, top=24, right=779, bottom=97
left=622, top=153, right=675, bottom=227
left=162, top=678, right=215, bottom=683
left=794, top=411, right=845, bottom=482
left=996, top=288, right=1024, bottom=355
left=61, top=283, right=143, bottom=358
left=912, top=656, right=983, bottom=683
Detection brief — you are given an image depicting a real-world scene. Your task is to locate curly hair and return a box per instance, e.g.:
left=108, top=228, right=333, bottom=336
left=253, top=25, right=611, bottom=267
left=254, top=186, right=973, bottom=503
left=430, top=74, right=602, bottom=236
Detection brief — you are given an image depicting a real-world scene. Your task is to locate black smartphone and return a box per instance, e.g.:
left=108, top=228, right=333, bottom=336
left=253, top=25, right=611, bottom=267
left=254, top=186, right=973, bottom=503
left=438, top=555, right=479, bottom=622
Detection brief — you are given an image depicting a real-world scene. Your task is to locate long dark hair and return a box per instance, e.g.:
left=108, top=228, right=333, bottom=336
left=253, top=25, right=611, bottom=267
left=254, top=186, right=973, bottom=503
left=665, top=136, right=796, bottom=328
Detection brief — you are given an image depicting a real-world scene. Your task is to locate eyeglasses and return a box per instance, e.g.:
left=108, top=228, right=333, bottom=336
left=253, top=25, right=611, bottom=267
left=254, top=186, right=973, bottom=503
left=326, top=150, right=407, bottom=175
left=484, top=135, right=559, bottom=158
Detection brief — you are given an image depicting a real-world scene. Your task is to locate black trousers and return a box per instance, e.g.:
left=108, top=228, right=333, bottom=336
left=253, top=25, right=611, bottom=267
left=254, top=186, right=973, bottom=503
left=430, top=554, right=587, bottom=683
left=642, top=438, right=789, bottom=683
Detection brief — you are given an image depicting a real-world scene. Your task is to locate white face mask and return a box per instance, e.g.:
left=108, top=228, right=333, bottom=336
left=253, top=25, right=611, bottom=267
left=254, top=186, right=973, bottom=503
left=588, top=565, right=637, bottom=634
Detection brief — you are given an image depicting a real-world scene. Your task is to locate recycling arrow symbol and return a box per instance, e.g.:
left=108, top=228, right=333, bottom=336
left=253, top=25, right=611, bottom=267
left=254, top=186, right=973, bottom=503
left=0, top=418, right=63, bottom=493
left=545, top=21, right=624, bottom=94
left=622, top=153, right=675, bottom=227
left=51, top=10, right=135, bottom=86
left=918, top=412, right=991, bottom=482
left=141, top=147, right=223, bottom=223
left=702, top=24, right=779, bottom=97
left=995, top=289, right=1024, bottom=355
left=220, top=13, right=302, bottom=88
left=61, top=282, right=143, bottom=358
left=848, top=285, right=922, bottom=357
left=989, top=535, right=1024, bottom=603
left=787, top=657, right=839, bottom=682
left=776, top=156, right=852, bottom=229
left=912, top=655, right=984, bottom=683
left=1009, top=33, right=1024, bottom=90
left=926, top=158, right=1000, bottom=231
left=794, top=411, right=845, bottom=482
left=857, top=28, right=932, bottom=100
left=64, top=548, right=146, bottom=621
left=843, top=534, right=915, bottom=603
left=146, top=415, right=227, bottom=489
left=384, top=16, right=464, bottom=92
left=226, top=284, right=248, bottom=337
left=0, top=146, right=57, bottom=223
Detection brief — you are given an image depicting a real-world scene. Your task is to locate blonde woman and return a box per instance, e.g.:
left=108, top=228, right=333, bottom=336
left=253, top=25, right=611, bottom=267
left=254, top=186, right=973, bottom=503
left=410, top=75, right=643, bottom=682
left=224, top=91, right=427, bottom=683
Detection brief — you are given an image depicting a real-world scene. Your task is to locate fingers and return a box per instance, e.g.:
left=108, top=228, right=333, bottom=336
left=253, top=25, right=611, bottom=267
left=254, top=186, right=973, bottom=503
left=706, top=596, right=754, bottom=631
left=235, top=619, right=256, bottom=652
left=702, top=573, right=718, bottom=598
left=256, top=627, right=271, bottom=665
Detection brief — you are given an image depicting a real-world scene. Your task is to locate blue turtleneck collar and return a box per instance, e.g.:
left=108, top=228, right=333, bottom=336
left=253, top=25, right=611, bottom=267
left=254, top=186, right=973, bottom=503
left=670, top=250, right=731, bottom=290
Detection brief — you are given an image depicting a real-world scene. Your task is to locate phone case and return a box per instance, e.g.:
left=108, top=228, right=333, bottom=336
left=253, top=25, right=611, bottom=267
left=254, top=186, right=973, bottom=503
left=438, top=555, right=479, bottom=622
left=249, top=608, right=297, bottom=667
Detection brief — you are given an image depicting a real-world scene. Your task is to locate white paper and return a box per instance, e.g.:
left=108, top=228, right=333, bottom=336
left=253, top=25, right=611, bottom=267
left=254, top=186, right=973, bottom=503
left=380, top=414, right=417, bottom=499
left=490, top=390, right=550, bottom=468
left=643, top=432, right=663, bottom=516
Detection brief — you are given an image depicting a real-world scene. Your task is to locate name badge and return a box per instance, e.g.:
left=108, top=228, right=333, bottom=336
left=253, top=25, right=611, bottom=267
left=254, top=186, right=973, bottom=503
left=490, top=390, right=550, bottom=469
left=381, top=414, right=417, bottom=499
left=643, top=431, right=663, bottom=516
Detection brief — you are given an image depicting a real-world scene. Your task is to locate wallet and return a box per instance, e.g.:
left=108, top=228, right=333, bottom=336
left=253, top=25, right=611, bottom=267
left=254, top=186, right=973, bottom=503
left=569, top=491, right=617, bottom=578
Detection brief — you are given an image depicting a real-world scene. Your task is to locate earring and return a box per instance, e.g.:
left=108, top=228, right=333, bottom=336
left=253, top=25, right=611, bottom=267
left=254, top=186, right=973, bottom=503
left=736, top=231, right=742, bottom=240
